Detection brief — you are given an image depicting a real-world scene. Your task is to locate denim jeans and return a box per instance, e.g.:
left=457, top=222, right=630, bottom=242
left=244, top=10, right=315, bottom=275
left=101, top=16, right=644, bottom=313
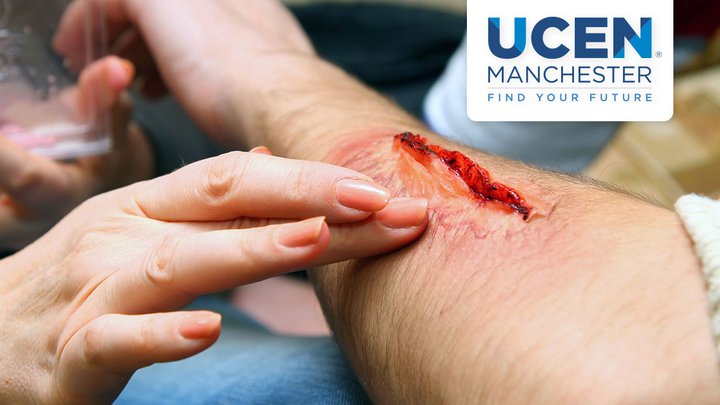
left=115, top=296, right=370, bottom=405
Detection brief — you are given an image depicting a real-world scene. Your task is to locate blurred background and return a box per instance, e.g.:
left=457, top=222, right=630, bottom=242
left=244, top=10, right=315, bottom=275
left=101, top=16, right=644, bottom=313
left=587, top=55, right=720, bottom=207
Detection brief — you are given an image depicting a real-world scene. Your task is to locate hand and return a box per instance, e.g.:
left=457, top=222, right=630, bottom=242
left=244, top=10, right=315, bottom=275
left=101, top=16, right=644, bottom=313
left=0, top=56, right=153, bottom=251
left=0, top=151, right=428, bottom=404
left=54, top=0, right=313, bottom=147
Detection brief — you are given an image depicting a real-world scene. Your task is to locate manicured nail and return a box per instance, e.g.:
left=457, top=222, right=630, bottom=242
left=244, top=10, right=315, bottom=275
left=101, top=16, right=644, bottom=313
left=377, top=198, right=428, bottom=229
left=277, top=217, right=326, bottom=248
left=336, top=179, right=390, bottom=212
left=179, top=313, right=221, bottom=340
left=249, top=146, right=273, bottom=155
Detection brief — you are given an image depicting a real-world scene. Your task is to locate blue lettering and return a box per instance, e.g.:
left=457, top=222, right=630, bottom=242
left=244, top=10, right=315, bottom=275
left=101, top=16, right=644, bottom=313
left=614, top=17, right=652, bottom=58
left=575, top=18, right=608, bottom=58
left=487, top=17, right=653, bottom=59
left=488, top=17, right=527, bottom=59
left=531, top=17, right=570, bottom=59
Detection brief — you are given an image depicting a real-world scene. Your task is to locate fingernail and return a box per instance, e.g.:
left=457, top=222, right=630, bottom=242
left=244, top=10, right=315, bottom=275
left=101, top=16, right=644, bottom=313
left=276, top=217, right=326, bottom=248
left=336, top=179, right=390, bottom=212
left=250, top=146, right=273, bottom=155
left=377, top=198, right=428, bottom=229
left=119, top=59, right=135, bottom=77
left=179, top=313, right=221, bottom=340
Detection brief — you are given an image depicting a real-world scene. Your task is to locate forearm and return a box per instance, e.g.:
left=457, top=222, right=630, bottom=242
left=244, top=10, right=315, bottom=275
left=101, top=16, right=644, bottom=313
left=225, top=55, right=422, bottom=159
left=233, top=57, right=720, bottom=402
left=323, top=149, right=717, bottom=402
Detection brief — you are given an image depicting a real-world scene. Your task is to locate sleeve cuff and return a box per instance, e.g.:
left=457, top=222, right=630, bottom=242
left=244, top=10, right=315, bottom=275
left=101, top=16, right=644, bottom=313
left=676, top=194, right=720, bottom=353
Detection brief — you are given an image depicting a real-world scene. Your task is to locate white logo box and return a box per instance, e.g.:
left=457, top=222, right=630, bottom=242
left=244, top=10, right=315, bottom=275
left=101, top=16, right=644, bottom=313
left=467, top=0, right=674, bottom=122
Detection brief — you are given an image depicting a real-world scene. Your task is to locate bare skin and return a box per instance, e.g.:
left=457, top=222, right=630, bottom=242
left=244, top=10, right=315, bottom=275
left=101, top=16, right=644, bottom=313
left=0, top=146, right=429, bottom=403
left=319, top=130, right=718, bottom=403
left=229, top=57, right=720, bottom=403
left=54, top=1, right=720, bottom=402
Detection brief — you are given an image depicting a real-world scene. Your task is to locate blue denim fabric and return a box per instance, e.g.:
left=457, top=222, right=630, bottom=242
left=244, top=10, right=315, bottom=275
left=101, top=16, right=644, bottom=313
left=115, top=296, right=370, bottom=405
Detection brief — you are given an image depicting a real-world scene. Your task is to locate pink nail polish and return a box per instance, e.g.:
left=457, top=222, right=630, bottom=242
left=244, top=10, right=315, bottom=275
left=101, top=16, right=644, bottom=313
left=336, top=179, right=390, bottom=212
left=377, top=198, right=429, bottom=229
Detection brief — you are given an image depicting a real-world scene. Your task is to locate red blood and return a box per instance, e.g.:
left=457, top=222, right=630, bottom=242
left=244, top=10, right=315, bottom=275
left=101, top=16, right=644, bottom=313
left=394, top=132, right=532, bottom=220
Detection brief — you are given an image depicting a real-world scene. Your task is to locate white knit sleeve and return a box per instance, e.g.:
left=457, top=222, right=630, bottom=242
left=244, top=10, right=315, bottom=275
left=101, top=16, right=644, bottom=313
left=676, top=194, right=720, bottom=352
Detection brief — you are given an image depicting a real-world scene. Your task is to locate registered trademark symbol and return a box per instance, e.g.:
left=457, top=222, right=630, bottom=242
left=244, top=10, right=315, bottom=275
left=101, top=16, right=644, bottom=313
left=655, top=51, right=663, bottom=58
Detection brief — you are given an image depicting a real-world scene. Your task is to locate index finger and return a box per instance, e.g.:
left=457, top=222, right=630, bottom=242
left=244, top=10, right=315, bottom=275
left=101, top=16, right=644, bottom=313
left=53, top=0, right=140, bottom=71
left=128, top=152, right=392, bottom=224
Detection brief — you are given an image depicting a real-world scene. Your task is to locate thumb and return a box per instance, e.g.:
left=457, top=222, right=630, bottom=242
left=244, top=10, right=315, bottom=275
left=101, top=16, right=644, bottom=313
left=59, top=56, right=135, bottom=155
left=57, top=311, right=221, bottom=403
left=75, top=56, right=135, bottom=122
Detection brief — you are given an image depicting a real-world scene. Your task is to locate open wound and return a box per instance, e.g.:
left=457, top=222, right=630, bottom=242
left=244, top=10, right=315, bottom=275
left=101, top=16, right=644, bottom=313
left=393, top=132, right=533, bottom=220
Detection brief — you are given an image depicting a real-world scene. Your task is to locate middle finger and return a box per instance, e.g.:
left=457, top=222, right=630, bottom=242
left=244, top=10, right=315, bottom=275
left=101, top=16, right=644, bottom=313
left=126, top=152, right=393, bottom=224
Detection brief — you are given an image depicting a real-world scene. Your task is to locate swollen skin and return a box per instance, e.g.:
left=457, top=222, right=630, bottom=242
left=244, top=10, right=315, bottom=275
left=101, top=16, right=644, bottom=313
left=393, top=132, right=532, bottom=220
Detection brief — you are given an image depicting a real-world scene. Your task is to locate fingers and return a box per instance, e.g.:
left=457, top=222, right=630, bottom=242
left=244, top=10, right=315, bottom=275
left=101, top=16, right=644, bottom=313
left=311, top=198, right=430, bottom=267
left=165, top=217, right=329, bottom=291
left=55, top=0, right=162, bottom=101
left=72, top=57, right=134, bottom=156
left=129, top=152, right=392, bottom=224
left=0, top=135, right=70, bottom=210
left=54, top=0, right=140, bottom=72
left=69, top=56, right=135, bottom=121
left=108, top=91, right=133, bottom=152
left=0, top=57, right=135, bottom=211
left=87, top=200, right=427, bottom=316
left=111, top=30, right=168, bottom=98
left=108, top=218, right=330, bottom=313
left=59, top=311, right=220, bottom=401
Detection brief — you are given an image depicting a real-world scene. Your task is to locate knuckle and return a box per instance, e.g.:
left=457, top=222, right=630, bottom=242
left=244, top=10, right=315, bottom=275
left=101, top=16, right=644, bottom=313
left=131, top=319, right=157, bottom=354
left=282, top=164, right=312, bottom=206
left=229, top=232, right=253, bottom=259
left=232, top=231, right=254, bottom=255
left=230, top=231, right=267, bottom=269
left=144, top=236, right=179, bottom=290
left=198, top=152, right=246, bottom=209
left=81, top=320, right=109, bottom=368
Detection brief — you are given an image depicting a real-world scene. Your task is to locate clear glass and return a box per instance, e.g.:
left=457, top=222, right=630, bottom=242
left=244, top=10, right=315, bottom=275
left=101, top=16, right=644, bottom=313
left=0, top=0, right=108, bottom=160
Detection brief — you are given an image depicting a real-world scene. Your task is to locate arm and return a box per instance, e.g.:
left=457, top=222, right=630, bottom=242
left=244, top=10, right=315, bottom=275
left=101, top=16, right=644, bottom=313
left=0, top=149, right=427, bottom=404
left=231, top=57, right=720, bottom=403
left=54, top=2, right=720, bottom=401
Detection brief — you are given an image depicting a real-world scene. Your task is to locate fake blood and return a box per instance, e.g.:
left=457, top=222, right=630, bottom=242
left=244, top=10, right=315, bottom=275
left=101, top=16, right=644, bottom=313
left=393, top=132, right=532, bottom=220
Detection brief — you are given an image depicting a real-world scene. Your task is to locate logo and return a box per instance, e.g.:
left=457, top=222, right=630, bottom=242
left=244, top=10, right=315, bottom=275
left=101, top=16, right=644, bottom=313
left=488, top=17, right=652, bottom=59
left=467, top=0, right=673, bottom=122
